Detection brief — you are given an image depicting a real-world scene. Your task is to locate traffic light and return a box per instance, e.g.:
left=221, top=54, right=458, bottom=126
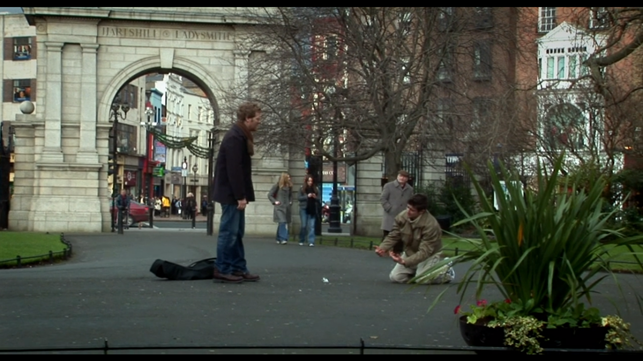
left=107, top=155, right=115, bottom=176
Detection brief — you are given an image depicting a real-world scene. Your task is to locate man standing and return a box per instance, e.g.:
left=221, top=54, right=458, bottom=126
left=114, top=189, right=130, bottom=230
left=211, top=102, right=262, bottom=283
left=375, top=193, right=455, bottom=284
left=380, top=170, right=414, bottom=243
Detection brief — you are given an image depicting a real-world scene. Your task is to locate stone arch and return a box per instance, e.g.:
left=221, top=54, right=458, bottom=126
left=98, top=56, right=223, bottom=126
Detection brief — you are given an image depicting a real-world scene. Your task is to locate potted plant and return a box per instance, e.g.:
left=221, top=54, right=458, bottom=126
left=413, top=153, right=643, bottom=354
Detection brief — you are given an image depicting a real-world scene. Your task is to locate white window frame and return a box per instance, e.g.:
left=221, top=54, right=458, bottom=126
left=589, top=7, right=610, bottom=29
left=538, top=7, right=556, bottom=33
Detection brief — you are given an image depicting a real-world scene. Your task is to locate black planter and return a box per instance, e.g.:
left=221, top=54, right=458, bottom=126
left=459, top=316, right=610, bottom=354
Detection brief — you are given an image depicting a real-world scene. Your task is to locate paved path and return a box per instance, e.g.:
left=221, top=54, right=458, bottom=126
left=1, top=231, right=642, bottom=354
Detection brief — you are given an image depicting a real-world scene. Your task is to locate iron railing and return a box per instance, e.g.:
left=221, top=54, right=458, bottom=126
left=0, top=232, right=72, bottom=267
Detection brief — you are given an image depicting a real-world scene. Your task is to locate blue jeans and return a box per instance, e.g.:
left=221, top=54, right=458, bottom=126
left=299, top=209, right=316, bottom=245
left=215, top=203, right=247, bottom=275
left=276, top=222, right=288, bottom=242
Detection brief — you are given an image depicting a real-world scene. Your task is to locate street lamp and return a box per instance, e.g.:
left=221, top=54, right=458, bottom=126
left=191, top=163, right=198, bottom=229
left=144, top=105, right=155, bottom=228
left=206, top=129, right=216, bottom=236
left=326, top=85, right=342, bottom=234
left=110, top=96, right=129, bottom=233
left=181, top=157, right=188, bottom=202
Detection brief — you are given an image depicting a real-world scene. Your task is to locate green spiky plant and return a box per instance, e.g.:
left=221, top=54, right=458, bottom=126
left=413, top=153, right=643, bottom=353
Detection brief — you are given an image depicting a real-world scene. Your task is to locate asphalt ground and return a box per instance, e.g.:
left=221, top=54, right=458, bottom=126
left=1, top=231, right=642, bottom=354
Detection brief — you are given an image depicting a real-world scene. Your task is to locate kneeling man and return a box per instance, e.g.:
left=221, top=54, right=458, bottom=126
left=375, top=193, right=454, bottom=284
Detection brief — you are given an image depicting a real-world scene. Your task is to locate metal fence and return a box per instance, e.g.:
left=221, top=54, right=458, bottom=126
left=2, top=338, right=643, bottom=354
left=0, top=232, right=72, bottom=267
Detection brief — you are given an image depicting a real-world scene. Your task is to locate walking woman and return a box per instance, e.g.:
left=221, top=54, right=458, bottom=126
left=268, top=172, right=293, bottom=245
left=298, top=175, right=320, bottom=247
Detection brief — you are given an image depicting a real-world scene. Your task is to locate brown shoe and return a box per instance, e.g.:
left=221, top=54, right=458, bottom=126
left=213, top=267, right=242, bottom=283
left=232, top=271, right=260, bottom=282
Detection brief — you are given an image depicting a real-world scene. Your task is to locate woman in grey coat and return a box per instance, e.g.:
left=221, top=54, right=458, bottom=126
left=268, top=172, right=293, bottom=245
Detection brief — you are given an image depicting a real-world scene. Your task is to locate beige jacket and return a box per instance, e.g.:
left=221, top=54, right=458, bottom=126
left=378, top=209, right=442, bottom=268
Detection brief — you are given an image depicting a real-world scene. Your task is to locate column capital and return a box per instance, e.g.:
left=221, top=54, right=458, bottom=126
left=44, top=42, right=64, bottom=51
left=80, top=43, right=100, bottom=52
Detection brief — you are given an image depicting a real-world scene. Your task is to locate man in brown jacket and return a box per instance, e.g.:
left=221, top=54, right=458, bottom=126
left=375, top=193, right=455, bottom=284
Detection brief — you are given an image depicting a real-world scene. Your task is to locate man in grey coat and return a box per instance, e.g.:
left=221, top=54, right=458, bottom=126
left=380, top=170, right=414, bottom=242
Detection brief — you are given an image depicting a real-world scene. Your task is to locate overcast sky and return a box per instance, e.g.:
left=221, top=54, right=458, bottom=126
left=0, top=7, right=23, bottom=14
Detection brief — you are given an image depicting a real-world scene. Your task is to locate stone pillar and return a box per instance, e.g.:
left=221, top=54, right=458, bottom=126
left=77, top=43, right=100, bottom=164
left=42, top=41, right=64, bottom=163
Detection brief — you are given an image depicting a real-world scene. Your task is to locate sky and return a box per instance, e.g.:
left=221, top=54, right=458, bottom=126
left=0, top=7, right=22, bottom=14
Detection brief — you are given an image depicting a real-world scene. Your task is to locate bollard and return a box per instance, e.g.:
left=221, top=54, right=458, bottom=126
left=206, top=201, right=215, bottom=236
left=16, top=255, right=21, bottom=267
left=455, top=247, right=459, bottom=256
left=334, top=238, right=338, bottom=246
left=49, top=250, right=54, bottom=264
left=369, top=241, right=373, bottom=250
left=350, top=238, right=354, bottom=248
left=117, top=208, right=124, bottom=234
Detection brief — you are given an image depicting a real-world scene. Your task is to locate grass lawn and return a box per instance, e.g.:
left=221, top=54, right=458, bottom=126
left=315, top=234, right=643, bottom=274
left=2, top=231, right=641, bottom=273
left=0, top=232, right=69, bottom=267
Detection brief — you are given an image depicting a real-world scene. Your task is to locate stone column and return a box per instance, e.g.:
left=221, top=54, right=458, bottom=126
left=233, top=49, right=250, bottom=99
left=41, top=41, right=64, bottom=163
left=77, top=43, right=100, bottom=164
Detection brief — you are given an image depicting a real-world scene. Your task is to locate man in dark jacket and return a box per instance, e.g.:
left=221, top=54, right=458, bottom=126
left=211, top=102, right=262, bottom=283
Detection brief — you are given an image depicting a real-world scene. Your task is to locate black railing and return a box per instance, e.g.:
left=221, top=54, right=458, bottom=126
left=1, top=338, right=642, bottom=354
left=0, top=232, right=72, bottom=267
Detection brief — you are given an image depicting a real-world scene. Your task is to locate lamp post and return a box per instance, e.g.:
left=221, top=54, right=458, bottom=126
left=110, top=96, right=129, bottom=233
left=206, top=128, right=216, bottom=236
left=191, top=163, right=198, bottom=229
left=144, top=105, right=154, bottom=228
left=326, top=85, right=342, bottom=234
left=181, top=157, right=188, bottom=205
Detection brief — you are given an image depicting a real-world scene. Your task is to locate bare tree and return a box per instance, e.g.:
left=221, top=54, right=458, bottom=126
left=218, top=7, right=518, bottom=182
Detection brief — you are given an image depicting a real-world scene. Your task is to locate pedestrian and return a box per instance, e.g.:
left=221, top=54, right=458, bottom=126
left=114, top=189, right=130, bottom=230
left=374, top=193, right=455, bottom=284
left=211, top=101, right=262, bottom=283
left=297, top=174, right=320, bottom=247
left=268, top=172, right=293, bottom=245
left=380, top=170, right=414, bottom=246
left=185, top=192, right=197, bottom=228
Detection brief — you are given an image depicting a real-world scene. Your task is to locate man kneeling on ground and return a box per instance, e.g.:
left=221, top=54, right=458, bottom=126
left=374, top=193, right=455, bottom=284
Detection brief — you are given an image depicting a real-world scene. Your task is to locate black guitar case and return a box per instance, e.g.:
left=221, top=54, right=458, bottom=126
left=150, top=257, right=216, bottom=280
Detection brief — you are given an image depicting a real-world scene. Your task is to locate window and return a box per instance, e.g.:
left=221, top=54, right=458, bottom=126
left=437, top=46, right=454, bottom=83
left=473, top=40, right=492, bottom=80
left=12, top=79, right=32, bottom=102
left=472, top=97, right=493, bottom=133
left=13, top=37, right=32, bottom=60
left=400, top=57, right=411, bottom=84
left=474, top=7, right=493, bottom=29
left=198, top=106, right=203, bottom=122
left=589, top=7, right=611, bottom=29
left=542, top=47, right=589, bottom=80
left=438, top=7, right=454, bottom=32
left=188, top=104, right=192, bottom=120
left=398, top=12, right=412, bottom=33
left=539, top=7, right=556, bottom=33
left=545, top=103, right=585, bottom=150
left=326, top=36, right=338, bottom=61
left=117, top=123, right=138, bottom=155
left=117, top=84, right=138, bottom=109
left=435, top=98, right=456, bottom=131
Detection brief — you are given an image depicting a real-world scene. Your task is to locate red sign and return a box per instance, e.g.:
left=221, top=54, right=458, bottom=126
left=124, top=170, right=137, bottom=186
